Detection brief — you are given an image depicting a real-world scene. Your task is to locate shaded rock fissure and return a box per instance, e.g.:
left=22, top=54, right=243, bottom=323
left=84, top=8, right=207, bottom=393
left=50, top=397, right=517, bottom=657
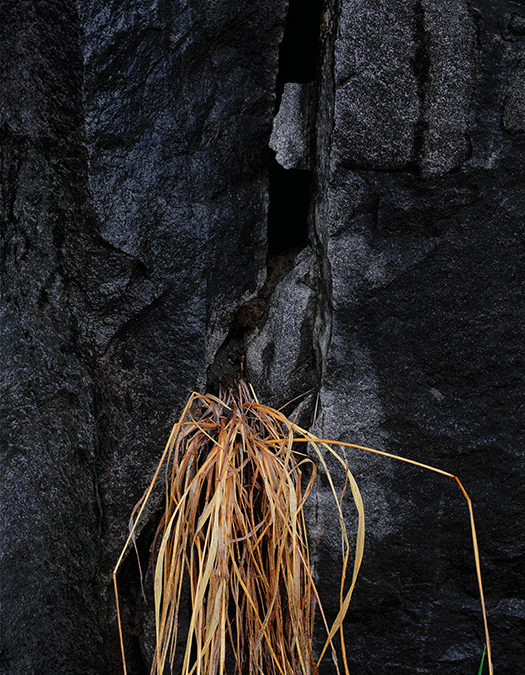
left=266, top=0, right=322, bottom=255
left=275, top=0, right=324, bottom=103
left=309, top=0, right=340, bottom=388
left=267, top=164, right=311, bottom=256
left=109, top=517, right=161, bottom=675
left=207, top=0, right=323, bottom=395
left=269, top=0, right=322, bottom=257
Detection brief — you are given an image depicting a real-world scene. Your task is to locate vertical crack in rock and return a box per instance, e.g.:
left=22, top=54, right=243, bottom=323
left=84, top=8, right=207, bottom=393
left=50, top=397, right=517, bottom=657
left=310, top=0, right=342, bottom=385
left=208, top=0, right=323, bottom=413
left=275, top=0, right=324, bottom=96
left=267, top=165, right=311, bottom=254
left=248, top=0, right=324, bottom=415
left=268, top=0, right=322, bottom=257
left=267, top=0, right=322, bottom=262
left=3, top=0, right=523, bottom=673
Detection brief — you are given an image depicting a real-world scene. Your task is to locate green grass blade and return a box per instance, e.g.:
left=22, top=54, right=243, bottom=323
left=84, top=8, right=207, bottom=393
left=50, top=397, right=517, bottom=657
left=478, top=646, right=487, bottom=675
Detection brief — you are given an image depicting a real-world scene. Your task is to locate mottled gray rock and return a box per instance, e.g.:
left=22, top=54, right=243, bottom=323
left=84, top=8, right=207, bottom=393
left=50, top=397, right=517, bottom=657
left=334, top=0, right=420, bottom=169
left=246, top=248, right=318, bottom=404
left=508, top=13, right=525, bottom=37
left=270, top=82, right=316, bottom=169
left=419, top=0, right=477, bottom=177
left=1, top=0, right=286, bottom=672
left=310, top=0, right=525, bottom=672
left=503, top=56, right=525, bottom=132
left=79, top=1, right=287, bottom=670
left=0, top=3, right=103, bottom=673
left=1, top=0, right=524, bottom=673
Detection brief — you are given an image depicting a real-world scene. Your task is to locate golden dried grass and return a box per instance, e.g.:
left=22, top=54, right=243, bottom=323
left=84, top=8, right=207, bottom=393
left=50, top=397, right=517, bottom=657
left=113, top=381, right=492, bottom=674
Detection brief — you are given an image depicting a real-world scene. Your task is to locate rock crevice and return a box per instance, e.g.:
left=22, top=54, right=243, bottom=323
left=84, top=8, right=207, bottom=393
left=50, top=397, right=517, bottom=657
left=1, top=0, right=523, bottom=672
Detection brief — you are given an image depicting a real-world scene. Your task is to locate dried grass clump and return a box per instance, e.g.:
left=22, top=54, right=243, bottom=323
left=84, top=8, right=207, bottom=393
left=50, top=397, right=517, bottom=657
left=114, top=381, right=492, bottom=675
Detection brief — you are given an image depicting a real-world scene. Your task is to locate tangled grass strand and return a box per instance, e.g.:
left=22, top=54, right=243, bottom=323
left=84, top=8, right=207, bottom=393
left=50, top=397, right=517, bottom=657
left=113, top=381, right=492, bottom=675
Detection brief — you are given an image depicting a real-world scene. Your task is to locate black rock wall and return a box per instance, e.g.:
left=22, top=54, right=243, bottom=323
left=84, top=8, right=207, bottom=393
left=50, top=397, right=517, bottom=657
left=1, top=0, right=523, bottom=673
left=308, top=0, right=524, bottom=671
left=0, top=3, right=103, bottom=672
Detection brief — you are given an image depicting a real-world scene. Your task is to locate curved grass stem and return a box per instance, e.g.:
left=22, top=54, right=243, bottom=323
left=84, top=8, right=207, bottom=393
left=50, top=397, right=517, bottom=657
left=113, top=382, right=492, bottom=675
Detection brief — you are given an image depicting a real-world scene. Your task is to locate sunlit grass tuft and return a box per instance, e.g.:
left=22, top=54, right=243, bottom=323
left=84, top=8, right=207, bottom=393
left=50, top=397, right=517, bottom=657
left=114, top=381, right=492, bottom=674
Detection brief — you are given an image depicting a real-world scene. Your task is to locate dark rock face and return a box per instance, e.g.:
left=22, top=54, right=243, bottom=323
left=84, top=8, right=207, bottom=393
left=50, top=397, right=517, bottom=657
left=309, top=0, right=524, bottom=672
left=0, top=3, right=103, bottom=673
left=334, top=0, right=420, bottom=170
left=1, top=0, right=523, bottom=674
left=1, top=0, right=286, bottom=672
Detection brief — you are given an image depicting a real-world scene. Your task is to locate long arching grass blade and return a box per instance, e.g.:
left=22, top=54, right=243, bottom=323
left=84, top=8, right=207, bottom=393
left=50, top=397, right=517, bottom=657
left=283, top=432, right=493, bottom=675
left=114, top=382, right=492, bottom=675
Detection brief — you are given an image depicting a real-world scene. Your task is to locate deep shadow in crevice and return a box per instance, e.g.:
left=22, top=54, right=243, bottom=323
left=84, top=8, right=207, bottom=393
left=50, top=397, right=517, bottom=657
left=206, top=300, right=265, bottom=394
left=267, top=161, right=311, bottom=256
left=207, top=0, right=323, bottom=395
left=276, top=0, right=324, bottom=101
left=269, top=0, right=322, bottom=254
left=207, top=157, right=315, bottom=395
left=110, top=515, right=161, bottom=675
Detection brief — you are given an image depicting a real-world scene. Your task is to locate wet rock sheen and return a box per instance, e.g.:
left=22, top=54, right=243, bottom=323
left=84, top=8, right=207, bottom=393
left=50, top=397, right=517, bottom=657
left=1, top=0, right=523, bottom=673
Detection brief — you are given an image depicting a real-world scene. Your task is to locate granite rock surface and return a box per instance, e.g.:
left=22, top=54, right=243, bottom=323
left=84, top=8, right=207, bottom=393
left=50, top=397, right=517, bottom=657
left=1, top=0, right=523, bottom=672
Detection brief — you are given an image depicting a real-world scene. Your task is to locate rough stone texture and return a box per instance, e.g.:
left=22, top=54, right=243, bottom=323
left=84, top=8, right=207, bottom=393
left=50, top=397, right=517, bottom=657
left=419, top=0, right=477, bottom=177
left=1, top=0, right=524, bottom=673
left=333, top=0, right=420, bottom=169
left=509, top=13, right=525, bottom=36
left=310, top=0, right=525, bottom=672
left=503, top=56, right=525, bottom=132
left=0, top=3, right=103, bottom=673
left=246, top=247, right=318, bottom=406
left=1, top=0, right=286, bottom=672
left=270, top=82, right=316, bottom=169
